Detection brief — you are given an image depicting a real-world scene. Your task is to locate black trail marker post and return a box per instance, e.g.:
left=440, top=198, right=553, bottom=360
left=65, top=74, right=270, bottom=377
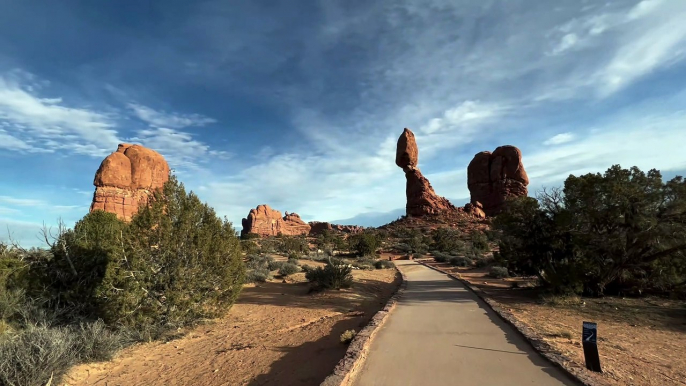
left=582, top=321, right=602, bottom=372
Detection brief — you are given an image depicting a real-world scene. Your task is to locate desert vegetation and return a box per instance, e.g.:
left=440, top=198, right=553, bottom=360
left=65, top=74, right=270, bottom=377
left=494, top=165, right=686, bottom=297
left=0, top=176, right=245, bottom=386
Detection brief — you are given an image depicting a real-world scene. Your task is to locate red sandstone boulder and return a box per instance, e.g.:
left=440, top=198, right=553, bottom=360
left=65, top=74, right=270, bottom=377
left=396, top=128, right=419, bottom=169
left=90, top=144, right=170, bottom=221
left=467, top=145, right=528, bottom=216
left=241, top=205, right=311, bottom=237
left=396, top=128, right=456, bottom=217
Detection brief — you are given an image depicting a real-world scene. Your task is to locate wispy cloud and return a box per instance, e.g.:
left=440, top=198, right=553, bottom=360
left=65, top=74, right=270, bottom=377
left=0, top=71, right=120, bottom=156
left=128, top=103, right=216, bottom=129
left=0, top=196, right=46, bottom=207
left=129, top=127, right=232, bottom=170
left=543, top=133, right=575, bottom=146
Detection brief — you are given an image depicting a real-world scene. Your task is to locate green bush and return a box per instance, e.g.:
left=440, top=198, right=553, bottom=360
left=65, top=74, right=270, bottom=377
left=247, top=254, right=274, bottom=270
left=278, top=263, right=300, bottom=277
left=300, top=264, right=314, bottom=274
left=64, top=176, right=244, bottom=330
left=287, top=251, right=300, bottom=260
left=374, top=260, right=394, bottom=269
left=305, top=258, right=353, bottom=290
left=353, top=257, right=376, bottom=271
left=340, top=329, right=356, bottom=344
left=474, top=256, right=495, bottom=268
left=349, top=232, right=382, bottom=256
left=268, top=260, right=285, bottom=271
left=449, top=256, right=472, bottom=267
left=488, top=266, right=510, bottom=279
left=470, top=231, right=489, bottom=252
left=412, top=253, right=424, bottom=259
left=495, top=165, right=686, bottom=296
left=244, top=268, right=271, bottom=283
left=431, top=228, right=465, bottom=253
left=432, top=251, right=453, bottom=263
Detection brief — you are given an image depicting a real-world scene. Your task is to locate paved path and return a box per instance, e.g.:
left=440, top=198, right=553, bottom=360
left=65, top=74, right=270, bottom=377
left=353, top=261, right=579, bottom=386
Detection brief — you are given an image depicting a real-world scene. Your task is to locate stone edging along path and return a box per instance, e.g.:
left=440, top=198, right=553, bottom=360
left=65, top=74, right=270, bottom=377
left=416, top=260, right=594, bottom=386
left=320, top=267, right=408, bottom=386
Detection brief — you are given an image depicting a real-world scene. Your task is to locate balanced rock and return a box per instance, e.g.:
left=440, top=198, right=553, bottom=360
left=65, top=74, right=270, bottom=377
left=241, top=205, right=311, bottom=237
left=467, top=146, right=529, bottom=216
left=396, top=128, right=457, bottom=217
left=90, top=144, right=170, bottom=221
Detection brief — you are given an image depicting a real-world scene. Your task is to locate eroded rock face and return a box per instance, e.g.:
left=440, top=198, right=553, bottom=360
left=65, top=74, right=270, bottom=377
left=396, top=128, right=457, bottom=217
left=308, top=221, right=364, bottom=236
left=241, top=205, right=311, bottom=237
left=467, top=145, right=529, bottom=216
left=90, top=144, right=170, bottom=221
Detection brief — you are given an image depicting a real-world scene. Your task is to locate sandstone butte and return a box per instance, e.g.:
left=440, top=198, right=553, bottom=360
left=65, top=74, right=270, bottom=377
left=241, top=206, right=364, bottom=238
left=241, top=205, right=311, bottom=238
left=90, top=143, right=170, bottom=221
left=395, top=128, right=457, bottom=217
left=467, top=145, right=529, bottom=216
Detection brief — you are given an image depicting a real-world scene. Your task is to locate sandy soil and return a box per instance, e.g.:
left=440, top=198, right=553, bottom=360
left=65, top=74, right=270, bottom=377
left=64, top=262, right=400, bottom=386
left=422, top=260, right=686, bottom=386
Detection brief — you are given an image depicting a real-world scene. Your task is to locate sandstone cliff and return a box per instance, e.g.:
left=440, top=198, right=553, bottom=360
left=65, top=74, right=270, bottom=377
left=90, top=143, right=170, bottom=221
left=467, top=145, right=529, bottom=216
left=241, top=205, right=311, bottom=237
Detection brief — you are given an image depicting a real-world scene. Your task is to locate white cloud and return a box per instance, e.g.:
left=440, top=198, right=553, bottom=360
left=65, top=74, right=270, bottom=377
left=543, top=133, right=575, bottom=146
left=0, top=196, right=46, bottom=207
left=0, top=72, right=120, bottom=156
left=129, top=127, right=232, bottom=170
left=551, top=33, right=579, bottom=55
left=128, top=103, right=216, bottom=129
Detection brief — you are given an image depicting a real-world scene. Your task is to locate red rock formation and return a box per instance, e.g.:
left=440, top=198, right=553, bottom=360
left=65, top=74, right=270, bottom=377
left=464, top=201, right=486, bottom=219
left=467, top=146, right=529, bottom=216
left=396, top=128, right=457, bottom=217
left=241, top=205, right=311, bottom=237
left=90, top=144, right=170, bottom=221
left=308, top=222, right=364, bottom=235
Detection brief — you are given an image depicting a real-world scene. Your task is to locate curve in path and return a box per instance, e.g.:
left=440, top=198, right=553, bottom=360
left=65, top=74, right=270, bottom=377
left=353, top=260, right=579, bottom=386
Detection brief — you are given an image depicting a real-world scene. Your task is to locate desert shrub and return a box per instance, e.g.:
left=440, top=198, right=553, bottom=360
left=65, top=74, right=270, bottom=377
left=287, top=251, right=300, bottom=260
left=246, top=254, right=274, bottom=270
left=495, top=165, right=686, bottom=296
left=279, top=236, right=309, bottom=255
left=474, top=256, right=495, bottom=268
left=241, top=232, right=260, bottom=240
left=340, top=329, right=356, bottom=344
left=244, top=268, right=271, bottom=283
left=287, top=257, right=299, bottom=265
left=353, top=257, right=376, bottom=271
left=412, top=252, right=424, bottom=259
left=470, top=231, right=489, bottom=252
left=432, top=251, right=454, bottom=263
left=488, top=266, right=510, bottom=278
left=394, top=243, right=412, bottom=253
left=90, top=176, right=244, bottom=329
left=278, top=263, right=300, bottom=277
left=268, top=260, right=285, bottom=271
left=375, top=260, right=394, bottom=269
left=431, top=228, right=466, bottom=253
left=300, top=264, right=314, bottom=273
left=0, top=321, right=128, bottom=386
left=349, top=232, right=382, bottom=256
left=241, top=240, right=259, bottom=255
left=305, top=258, right=353, bottom=290
left=449, top=256, right=472, bottom=267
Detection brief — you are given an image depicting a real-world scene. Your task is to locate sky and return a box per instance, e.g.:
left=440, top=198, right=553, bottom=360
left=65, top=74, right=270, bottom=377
left=2, top=0, right=686, bottom=247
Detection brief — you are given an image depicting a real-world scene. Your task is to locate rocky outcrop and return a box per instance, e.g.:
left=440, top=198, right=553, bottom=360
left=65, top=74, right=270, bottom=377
left=464, top=201, right=486, bottom=219
left=308, top=221, right=364, bottom=236
left=396, top=128, right=457, bottom=217
left=241, top=205, right=311, bottom=237
left=90, top=143, right=170, bottom=221
left=467, top=146, right=529, bottom=216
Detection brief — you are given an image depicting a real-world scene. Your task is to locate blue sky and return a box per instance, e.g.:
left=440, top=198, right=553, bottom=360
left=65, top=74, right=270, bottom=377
left=2, top=0, right=686, bottom=247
